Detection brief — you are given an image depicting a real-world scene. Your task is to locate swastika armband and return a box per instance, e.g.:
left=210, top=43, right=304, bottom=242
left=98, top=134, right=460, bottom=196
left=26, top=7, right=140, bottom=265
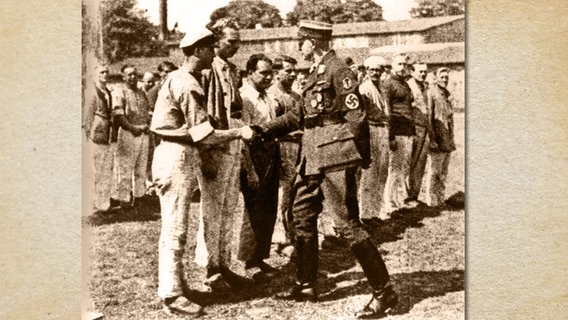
left=345, top=93, right=360, bottom=109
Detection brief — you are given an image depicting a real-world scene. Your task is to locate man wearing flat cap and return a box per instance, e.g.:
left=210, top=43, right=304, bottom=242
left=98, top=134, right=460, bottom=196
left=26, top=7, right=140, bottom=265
left=150, top=26, right=254, bottom=315
left=255, top=20, right=398, bottom=318
left=425, top=67, right=455, bottom=207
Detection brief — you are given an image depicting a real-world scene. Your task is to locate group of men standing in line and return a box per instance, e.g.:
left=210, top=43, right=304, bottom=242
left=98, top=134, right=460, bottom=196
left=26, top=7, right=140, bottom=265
left=83, top=16, right=456, bottom=319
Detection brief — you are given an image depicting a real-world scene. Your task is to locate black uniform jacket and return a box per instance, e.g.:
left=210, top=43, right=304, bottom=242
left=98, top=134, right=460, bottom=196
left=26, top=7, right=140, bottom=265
left=264, top=50, right=370, bottom=176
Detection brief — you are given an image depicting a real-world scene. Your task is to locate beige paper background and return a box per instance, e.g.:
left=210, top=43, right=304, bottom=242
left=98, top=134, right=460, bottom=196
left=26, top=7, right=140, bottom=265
left=1, top=0, right=567, bottom=319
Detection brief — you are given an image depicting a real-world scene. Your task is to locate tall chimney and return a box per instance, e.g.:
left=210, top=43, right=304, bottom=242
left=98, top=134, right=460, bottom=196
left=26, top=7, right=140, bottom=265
left=159, top=0, right=168, bottom=40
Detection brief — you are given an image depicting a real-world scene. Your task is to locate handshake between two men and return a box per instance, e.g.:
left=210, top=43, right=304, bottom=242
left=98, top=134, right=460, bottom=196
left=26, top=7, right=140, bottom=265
left=238, top=124, right=270, bottom=142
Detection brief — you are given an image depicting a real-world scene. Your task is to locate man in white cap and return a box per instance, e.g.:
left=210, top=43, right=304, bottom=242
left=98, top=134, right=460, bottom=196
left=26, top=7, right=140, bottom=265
left=406, top=61, right=431, bottom=207
left=358, top=55, right=391, bottom=221
left=193, top=17, right=255, bottom=291
left=256, top=19, right=398, bottom=319
left=150, top=26, right=254, bottom=315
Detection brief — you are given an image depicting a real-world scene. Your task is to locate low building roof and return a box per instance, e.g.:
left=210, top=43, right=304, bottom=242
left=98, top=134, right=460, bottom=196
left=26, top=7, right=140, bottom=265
left=370, top=42, right=464, bottom=65
left=238, top=15, right=464, bottom=41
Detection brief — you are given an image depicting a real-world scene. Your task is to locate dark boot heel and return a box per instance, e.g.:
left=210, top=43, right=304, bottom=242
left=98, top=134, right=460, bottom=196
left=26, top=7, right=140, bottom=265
left=355, top=285, right=398, bottom=319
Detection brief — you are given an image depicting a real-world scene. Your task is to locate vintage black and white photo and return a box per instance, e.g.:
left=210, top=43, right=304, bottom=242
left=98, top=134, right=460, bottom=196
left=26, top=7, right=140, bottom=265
left=82, top=0, right=465, bottom=318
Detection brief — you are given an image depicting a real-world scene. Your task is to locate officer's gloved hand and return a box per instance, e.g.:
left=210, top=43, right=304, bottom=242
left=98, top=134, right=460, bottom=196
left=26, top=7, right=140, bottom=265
left=249, top=125, right=269, bottom=141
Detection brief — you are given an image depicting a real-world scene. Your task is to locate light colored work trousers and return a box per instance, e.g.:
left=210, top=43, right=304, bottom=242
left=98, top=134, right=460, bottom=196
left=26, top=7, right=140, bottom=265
left=385, top=135, right=413, bottom=213
left=194, top=140, right=242, bottom=270
left=425, top=151, right=452, bottom=206
left=153, top=141, right=199, bottom=299
left=84, top=138, right=114, bottom=213
left=358, top=125, right=390, bottom=219
left=407, top=125, right=430, bottom=201
left=112, top=129, right=149, bottom=202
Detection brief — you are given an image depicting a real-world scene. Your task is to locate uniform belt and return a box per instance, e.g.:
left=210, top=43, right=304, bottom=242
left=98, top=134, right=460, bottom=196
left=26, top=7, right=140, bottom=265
left=304, top=115, right=344, bottom=129
left=278, top=136, right=302, bottom=143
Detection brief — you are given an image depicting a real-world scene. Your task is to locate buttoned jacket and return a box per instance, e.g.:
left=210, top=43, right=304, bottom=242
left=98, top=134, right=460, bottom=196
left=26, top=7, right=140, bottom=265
left=428, top=84, right=455, bottom=152
left=263, top=50, right=370, bottom=175
left=407, top=77, right=431, bottom=128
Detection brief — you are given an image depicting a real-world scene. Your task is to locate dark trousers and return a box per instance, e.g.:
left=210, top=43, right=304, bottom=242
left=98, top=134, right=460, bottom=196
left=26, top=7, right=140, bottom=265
left=291, top=164, right=390, bottom=290
left=292, top=166, right=368, bottom=244
left=238, top=141, right=280, bottom=262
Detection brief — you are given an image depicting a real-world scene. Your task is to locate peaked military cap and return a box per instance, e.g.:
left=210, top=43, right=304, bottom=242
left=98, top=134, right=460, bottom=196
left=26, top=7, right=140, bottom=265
left=298, top=20, right=333, bottom=40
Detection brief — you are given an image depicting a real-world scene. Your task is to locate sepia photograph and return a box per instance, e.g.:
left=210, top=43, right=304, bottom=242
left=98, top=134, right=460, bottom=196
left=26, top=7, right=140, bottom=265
left=82, top=0, right=465, bottom=318
left=4, top=0, right=568, bottom=319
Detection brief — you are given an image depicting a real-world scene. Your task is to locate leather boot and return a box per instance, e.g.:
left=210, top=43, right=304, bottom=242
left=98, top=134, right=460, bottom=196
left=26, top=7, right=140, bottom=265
left=277, top=236, right=318, bottom=302
left=279, top=282, right=318, bottom=302
left=351, top=238, right=390, bottom=291
left=351, top=238, right=398, bottom=318
left=354, top=285, right=398, bottom=319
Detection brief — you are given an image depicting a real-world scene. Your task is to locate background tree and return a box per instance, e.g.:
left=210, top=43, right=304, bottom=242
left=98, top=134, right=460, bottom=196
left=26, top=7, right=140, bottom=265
left=100, top=0, right=168, bottom=63
left=286, top=0, right=383, bottom=26
left=209, top=0, right=282, bottom=29
left=410, top=0, right=465, bottom=18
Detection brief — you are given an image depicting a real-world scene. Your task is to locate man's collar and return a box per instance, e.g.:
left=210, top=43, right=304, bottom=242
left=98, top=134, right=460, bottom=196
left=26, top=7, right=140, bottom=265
left=95, top=81, right=109, bottom=92
left=392, top=73, right=405, bottom=81
left=309, top=50, right=335, bottom=73
left=411, top=77, right=426, bottom=88
left=436, top=83, right=449, bottom=93
left=214, top=56, right=229, bottom=68
left=320, top=50, right=335, bottom=63
left=275, top=81, right=292, bottom=93
left=124, top=82, right=139, bottom=91
left=241, top=81, right=265, bottom=100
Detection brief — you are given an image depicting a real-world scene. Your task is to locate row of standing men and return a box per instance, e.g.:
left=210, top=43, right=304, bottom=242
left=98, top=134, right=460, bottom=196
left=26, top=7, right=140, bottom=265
left=83, top=17, right=455, bottom=319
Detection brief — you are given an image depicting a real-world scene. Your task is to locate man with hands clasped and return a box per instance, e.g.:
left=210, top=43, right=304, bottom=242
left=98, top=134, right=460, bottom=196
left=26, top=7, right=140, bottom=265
left=111, top=65, right=151, bottom=208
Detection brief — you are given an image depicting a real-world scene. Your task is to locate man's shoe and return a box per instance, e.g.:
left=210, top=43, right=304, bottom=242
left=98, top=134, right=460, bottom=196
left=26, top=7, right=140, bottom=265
left=203, top=273, right=231, bottom=292
left=354, top=285, right=398, bottom=319
left=162, top=296, right=180, bottom=315
left=220, top=267, right=254, bottom=289
left=182, top=288, right=215, bottom=307
left=277, top=283, right=317, bottom=302
left=245, top=259, right=279, bottom=272
left=162, top=295, right=205, bottom=317
left=256, top=260, right=279, bottom=273
left=403, top=199, right=420, bottom=209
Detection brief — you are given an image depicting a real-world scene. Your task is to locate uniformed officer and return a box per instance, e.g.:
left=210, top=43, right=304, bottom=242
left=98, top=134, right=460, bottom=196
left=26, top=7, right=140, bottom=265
left=256, top=20, right=398, bottom=318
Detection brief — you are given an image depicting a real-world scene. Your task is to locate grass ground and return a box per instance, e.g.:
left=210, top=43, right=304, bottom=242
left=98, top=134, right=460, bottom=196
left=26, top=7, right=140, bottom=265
left=84, top=113, right=465, bottom=320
